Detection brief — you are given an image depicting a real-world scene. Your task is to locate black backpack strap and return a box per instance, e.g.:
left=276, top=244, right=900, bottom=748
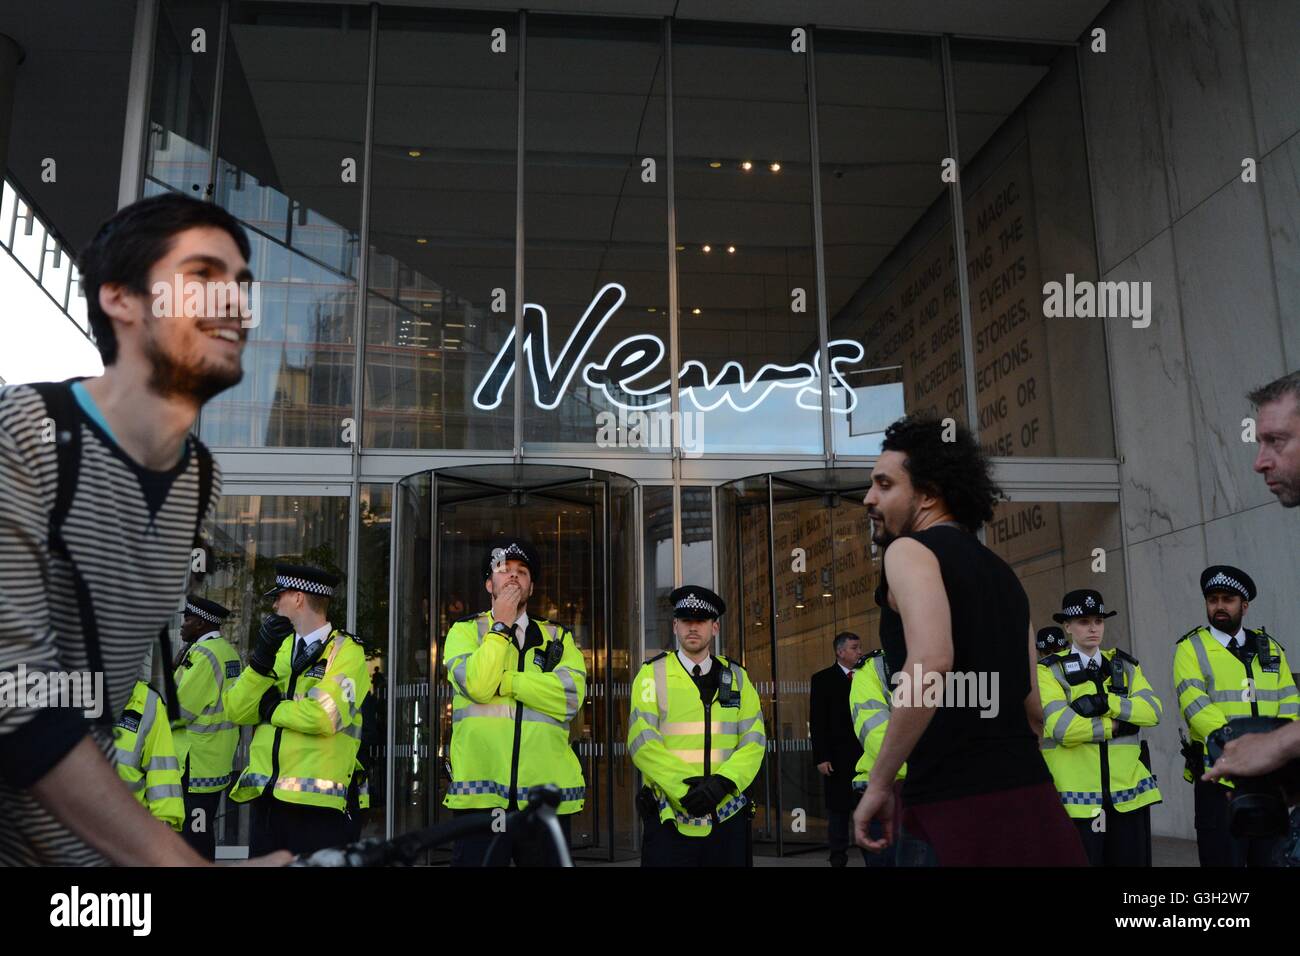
left=158, top=624, right=180, bottom=724
left=29, top=380, right=115, bottom=726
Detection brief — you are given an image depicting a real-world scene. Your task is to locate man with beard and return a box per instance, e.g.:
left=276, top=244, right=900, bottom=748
left=1175, top=565, right=1298, bottom=865
left=1203, top=373, right=1300, bottom=799
left=0, top=194, right=289, bottom=866
left=851, top=416, right=1086, bottom=865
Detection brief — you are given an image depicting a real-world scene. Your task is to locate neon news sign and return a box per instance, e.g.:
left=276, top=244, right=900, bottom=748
left=472, top=283, right=867, bottom=414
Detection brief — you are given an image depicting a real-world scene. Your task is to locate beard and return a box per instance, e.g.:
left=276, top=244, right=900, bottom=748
left=869, top=500, right=920, bottom=548
left=1272, top=475, right=1300, bottom=508
left=1209, top=609, right=1243, bottom=634
left=143, top=326, right=244, bottom=403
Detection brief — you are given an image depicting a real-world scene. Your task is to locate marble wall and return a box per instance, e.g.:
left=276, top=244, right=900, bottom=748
left=1081, top=0, right=1300, bottom=839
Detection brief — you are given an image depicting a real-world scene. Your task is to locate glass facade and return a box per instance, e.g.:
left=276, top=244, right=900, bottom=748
left=144, top=1, right=1124, bottom=858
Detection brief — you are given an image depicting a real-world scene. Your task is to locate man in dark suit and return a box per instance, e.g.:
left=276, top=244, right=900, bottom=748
left=810, top=632, right=867, bottom=866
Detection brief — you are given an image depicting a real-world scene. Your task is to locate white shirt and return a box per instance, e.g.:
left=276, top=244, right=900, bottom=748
left=295, top=622, right=332, bottom=659
left=512, top=612, right=530, bottom=648
left=1208, top=623, right=1246, bottom=650
left=1072, top=644, right=1103, bottom=669
left=678, top=650, right=712, bottom=676
left=838, top=663, right=854, bottom=677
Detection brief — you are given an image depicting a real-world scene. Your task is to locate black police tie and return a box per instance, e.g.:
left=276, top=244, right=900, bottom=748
left=1231, top=638, right=1249, bottom=665
left=1087, top=658, right=1099, bottom=671
left=693, top=664, right=702, bottom=678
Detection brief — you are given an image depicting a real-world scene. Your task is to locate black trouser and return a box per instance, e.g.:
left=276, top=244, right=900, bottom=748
left=1194, top=780, right=1282, bottom=867
left=1072, top=803, right=1152, bottom=866
left=249, top=795, right=351, bottom=857
left=827, top=807, right=871, bottom=866
left=181, top=790, right=223, bottom=861
left=449, top=809, right=572, bottom=867
left=641, top=810, right=751, bottom=867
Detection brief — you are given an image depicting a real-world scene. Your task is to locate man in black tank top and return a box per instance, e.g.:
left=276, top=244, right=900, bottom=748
left=851, top=416, right=1087, bottom=866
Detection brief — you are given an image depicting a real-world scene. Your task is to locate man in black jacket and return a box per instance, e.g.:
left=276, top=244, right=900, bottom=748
left=810, top=632, right=867, bottom=866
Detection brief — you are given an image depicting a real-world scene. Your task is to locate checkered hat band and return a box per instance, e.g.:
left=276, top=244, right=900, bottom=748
left=492, top=543, right=529, bottom=566
left=675, top=594, right=718, bottom=615
left=1206, top=572, right=1247, bottom=597
left=1062, top=604, right=1106, bottom=617
left=277, top=574, right=334, bottom=596
left=185, top=602, right=221, bottom=625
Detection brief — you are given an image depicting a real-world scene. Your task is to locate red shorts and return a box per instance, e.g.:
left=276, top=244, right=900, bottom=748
left=902, top=781, right=1088, bottom=866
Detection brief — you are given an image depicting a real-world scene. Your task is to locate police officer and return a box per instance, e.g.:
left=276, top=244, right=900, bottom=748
left=1036, top=625, right=1069, bottom=657
left=114, top=670, right=185, bottom=833
left=1174, top=565, right=1299, bottom=866
left=227, top=564, right=371, bottom=856
left=628, top=585, right=766, bottom=867
left=442, top=539, right=587, bottom=866
left=172, top=594, right=241, bottom=859
left=850, top=647, right=904, bottom=866
left=1039, top=589, right=1162, bottom=866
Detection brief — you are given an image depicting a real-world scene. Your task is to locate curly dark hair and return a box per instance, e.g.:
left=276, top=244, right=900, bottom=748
left=880, top=415, right=1003, bottom=532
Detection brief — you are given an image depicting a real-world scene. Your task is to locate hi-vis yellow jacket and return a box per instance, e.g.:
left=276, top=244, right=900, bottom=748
left=172, top=632, right=241, bottom=793
left=850, top=651, right=906, bottom=791
left=1039, top=648, right=1162, bottom=818
left=628, top=651, right=765, bottom=837
left=443, top=612, right=587, bottom=814
left=1174, top=625, right=1298, bottom=784
left=227, top=626, right=370, bottom=812
left=114, top=681, right=184, bottom=831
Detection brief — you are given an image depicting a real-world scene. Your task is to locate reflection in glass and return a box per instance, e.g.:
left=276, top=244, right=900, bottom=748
left=144, top=0, right=222, bottom=200
left=364, top=10, right=518, bottom=449
left=673, top=23, right=823, bottom=455
left=817, top=34, right=959, bottom=454
left=200, top=3, right=370, bottom=447
left=355, top=483, right=392, bottom=839
left=521, top=16, right=669, bottom=451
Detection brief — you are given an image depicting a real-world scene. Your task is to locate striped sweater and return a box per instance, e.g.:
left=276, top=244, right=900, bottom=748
left=0, top=383, right=219, bottom=865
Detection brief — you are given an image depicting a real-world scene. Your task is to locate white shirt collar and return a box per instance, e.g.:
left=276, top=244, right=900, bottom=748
left=838, top=662, right=854, bottom=676
left=296, top=622, right=332, bottom=652
left=1072, top=644, right=1103, bottom=667
left=1208, top=623, right=1246, bottom=648
left=678, top=650, right=712, bottom=676
left=196, top=629, right=221, bottom=642
left=513, top=611, right=530, bottom=647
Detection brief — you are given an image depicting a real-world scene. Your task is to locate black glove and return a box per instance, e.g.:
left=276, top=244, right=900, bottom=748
left=1112, top=719, right=1140, bottom=737
left=1070, top=692, right=1110, bottom=719
left=680, top=775, right=734, bottom=817
left=250, top=614, right=293, bottom=676
left=258, top=688, right=281, bottom=724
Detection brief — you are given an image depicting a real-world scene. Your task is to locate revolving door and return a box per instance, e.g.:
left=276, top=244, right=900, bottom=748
left=716, top=468, right=882, bottom=857
left=388, top=464, right=640, bottom=862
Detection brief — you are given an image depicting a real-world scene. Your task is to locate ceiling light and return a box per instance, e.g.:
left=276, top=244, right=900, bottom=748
left=416, top=237, right=428, bottom=244
left=691, top=308, right=701, bottom=315
left=770, top=162, right=782, bottom=173
left=727, top=245, right=736, bottom=254
left=675, top=244, right=684, bottom=251
left=740, top=161, right=752, bottom=171
left=408, top=149, right=422, bottom=158
left=702, top=244, right=711, bottom=253
left=708, top=161, right=722, bottom=169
